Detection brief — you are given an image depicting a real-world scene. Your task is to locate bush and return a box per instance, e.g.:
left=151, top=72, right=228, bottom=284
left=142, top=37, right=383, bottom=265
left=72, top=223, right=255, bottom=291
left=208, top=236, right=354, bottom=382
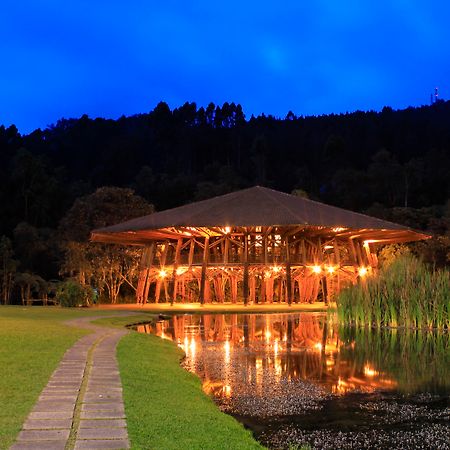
left=57, top=280, right=94, bottom=307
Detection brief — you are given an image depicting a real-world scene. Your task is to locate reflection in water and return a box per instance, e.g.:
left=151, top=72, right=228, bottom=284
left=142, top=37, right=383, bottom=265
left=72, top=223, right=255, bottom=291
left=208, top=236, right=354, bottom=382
left=136, top=313, right=398, bottom=398
left=136, top=313, right=449, bottom=450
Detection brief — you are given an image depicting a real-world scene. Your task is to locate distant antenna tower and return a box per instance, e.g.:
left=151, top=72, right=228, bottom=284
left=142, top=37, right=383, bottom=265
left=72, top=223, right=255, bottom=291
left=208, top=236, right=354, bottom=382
left=435, top=87, right=439, bottom=103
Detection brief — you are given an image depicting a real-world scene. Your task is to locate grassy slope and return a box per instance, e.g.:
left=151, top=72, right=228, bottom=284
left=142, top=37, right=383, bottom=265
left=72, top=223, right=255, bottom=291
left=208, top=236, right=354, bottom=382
left=0, top=307, right=106, bottom=449
left=102, top=316, right=265, bottom=450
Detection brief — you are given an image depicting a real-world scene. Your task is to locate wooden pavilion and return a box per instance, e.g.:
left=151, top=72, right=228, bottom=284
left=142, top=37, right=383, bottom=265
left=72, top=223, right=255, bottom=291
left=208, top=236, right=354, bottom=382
left=91, top=186, right=429, bottom=305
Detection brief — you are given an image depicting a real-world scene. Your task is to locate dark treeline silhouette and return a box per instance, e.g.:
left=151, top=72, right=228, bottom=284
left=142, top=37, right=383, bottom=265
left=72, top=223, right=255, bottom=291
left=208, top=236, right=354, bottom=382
left=1, top=100, right=449, bottom=302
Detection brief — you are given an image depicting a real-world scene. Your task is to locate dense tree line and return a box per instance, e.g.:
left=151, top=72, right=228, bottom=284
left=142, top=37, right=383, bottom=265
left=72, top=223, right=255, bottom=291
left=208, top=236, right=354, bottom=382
left=0, top=100, right=449, bottom=303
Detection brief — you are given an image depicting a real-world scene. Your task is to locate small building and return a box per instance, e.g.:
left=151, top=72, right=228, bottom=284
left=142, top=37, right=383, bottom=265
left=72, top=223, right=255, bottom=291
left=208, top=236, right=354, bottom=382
left=91, top=186, right=429, bottom=305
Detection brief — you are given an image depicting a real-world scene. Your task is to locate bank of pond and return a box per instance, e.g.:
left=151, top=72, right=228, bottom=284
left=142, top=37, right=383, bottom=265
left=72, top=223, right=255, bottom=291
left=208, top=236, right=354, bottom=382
left=134, top=312, right=449, bottom=449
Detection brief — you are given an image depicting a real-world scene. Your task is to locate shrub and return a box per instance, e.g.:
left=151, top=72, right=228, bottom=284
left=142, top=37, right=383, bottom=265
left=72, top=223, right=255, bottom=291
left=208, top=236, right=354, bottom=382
left=57, top=280, right=94, bottom=307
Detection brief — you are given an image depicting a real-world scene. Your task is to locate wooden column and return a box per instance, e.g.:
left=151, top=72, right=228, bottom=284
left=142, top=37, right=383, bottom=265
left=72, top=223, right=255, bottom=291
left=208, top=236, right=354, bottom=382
left=285, top=238, right=292, bottom=305
left=199, top=236, right=210, bottom=304
left=242, top=235, right=249, bottom=305
left=171, top=238, right=182, bottom=305
left=321, top=276, right=329, bottom=305
left=136, top=243, right=155, bottom=304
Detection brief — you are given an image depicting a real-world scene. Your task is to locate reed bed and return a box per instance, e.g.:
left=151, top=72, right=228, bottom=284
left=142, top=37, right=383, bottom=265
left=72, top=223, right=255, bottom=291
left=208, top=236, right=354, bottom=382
left=337, top=256, right=450, bottom=330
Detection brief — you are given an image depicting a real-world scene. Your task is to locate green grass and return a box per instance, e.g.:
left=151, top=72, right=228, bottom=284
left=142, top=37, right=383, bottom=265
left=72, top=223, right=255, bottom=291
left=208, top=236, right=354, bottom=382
left=337, top=255, right=450, bottom=330
left=113, top=326, right=265, bottom=449
left=0, top=308, right=264, bottom=450
left=0, top=306, right=108, bottom=449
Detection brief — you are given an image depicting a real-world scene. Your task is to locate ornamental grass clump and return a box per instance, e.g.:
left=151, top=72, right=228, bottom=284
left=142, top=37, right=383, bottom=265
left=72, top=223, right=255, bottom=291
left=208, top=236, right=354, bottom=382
left=337, top=255, right=450, bottom=330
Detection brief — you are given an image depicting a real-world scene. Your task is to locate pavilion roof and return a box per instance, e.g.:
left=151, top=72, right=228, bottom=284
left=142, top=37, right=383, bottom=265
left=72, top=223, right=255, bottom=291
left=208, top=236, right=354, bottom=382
left=91, top=186, right=430, bottom=244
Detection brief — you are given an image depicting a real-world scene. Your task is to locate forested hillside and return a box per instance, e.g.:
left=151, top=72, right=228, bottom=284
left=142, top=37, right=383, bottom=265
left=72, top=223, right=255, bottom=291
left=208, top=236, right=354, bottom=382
left=1, top=101, right=449, bottom=303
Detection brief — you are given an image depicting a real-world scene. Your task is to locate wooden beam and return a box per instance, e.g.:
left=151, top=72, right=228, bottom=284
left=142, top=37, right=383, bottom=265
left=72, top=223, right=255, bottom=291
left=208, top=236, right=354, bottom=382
left=199, top=236, right=210, bottom=304
left=136, top=243, right=154, bottom=304
left=243, top=235, right=249, bottom=305
left=285, top=238, right=292, bottom=305
left=171, top=238, right=183, bottom=305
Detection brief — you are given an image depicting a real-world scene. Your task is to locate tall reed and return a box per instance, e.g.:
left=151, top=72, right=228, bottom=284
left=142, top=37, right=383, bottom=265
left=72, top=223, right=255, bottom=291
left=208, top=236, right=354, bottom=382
left=337, top=255, right=450, bottom=330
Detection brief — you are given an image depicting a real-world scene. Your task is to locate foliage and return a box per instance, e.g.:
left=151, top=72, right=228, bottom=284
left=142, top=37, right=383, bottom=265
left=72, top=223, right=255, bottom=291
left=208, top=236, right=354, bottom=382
left=0, top=237, right=16, bottom=304
left=14, top=272, right=47, bottom=305
left=56, top=279, right=93, bottom=307
left=337, top=255, right=450, bottom=330
left=1, top=101, right=450, bottom=300
left=377, top=244, right=411, bottom=269
left=114, top=328, right=265, bottom=450
left=59, top=187, right=153, bottom=303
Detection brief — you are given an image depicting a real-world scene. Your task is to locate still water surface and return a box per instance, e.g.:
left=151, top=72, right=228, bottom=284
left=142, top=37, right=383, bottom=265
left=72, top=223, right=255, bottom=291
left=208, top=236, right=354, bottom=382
left=135, top=313, right=449, bottom=449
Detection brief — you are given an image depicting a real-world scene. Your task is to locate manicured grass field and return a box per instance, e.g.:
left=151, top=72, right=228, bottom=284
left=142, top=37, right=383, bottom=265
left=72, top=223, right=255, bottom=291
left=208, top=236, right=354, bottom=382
left=1, top=308, right=264, bottom=450
left=99, top=315, right=265, bottom=450
left=0, top=307, right=105, bottom=449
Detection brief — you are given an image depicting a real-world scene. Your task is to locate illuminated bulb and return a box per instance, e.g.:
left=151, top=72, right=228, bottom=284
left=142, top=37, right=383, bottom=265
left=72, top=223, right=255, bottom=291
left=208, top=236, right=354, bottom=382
left=312, top=265, right=322, bottom=274
left=272, top=266, right=281, bottom=273
left=327, top=266, right=335, bottom=274
left=264, top=270, right=271, bottom=278
left=176, top=267, right=185, bottom=276
left=358, top=267, right=368, bottom=277
left=224, top=226, right=231, bottom=234
left=159, top=269, right=167, bottom=278
left=314, top=342, right=322, bottom=351
left=265, top=330, right=271, bottom=341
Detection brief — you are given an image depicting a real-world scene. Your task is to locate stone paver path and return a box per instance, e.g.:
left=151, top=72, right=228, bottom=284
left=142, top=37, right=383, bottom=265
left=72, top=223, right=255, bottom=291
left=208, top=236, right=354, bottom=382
left=11, top=315, right=133, bottom=450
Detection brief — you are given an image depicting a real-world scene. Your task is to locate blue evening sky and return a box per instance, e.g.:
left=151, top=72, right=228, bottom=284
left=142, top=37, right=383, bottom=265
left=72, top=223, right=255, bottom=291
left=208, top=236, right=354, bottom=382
left=1, top=1, right=449, bottom=134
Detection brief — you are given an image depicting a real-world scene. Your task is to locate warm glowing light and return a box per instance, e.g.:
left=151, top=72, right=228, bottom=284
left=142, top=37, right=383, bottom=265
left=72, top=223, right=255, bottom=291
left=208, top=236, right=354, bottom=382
left=332, top=227, right=345, bottom=232
left=265, top=329, right=271, bottom=341
left=176, top=267, right=186, bottom=276
left=274, top=339, right=279, bottom=356
left=283, top=334, right=287, bottom=342
left=327, top=266, right=335, bottom=274
left=312, top=265, right=322, bottom=274
left=159, top=269, right=167, bottom=278
left=264, top=270, right=271, bottom=278
left=364, top=364, right=378, bottom=377
left=358, top=267, right=368, bottom=277
left=182, top=336, right=189, bottom=354
left=224, top=226, right=231, bottom=234
left=314, top=342, right=322, bottom=351
left=224, top=340, right=230, bottom=361
left=324, top=245, right=334, bottom=249
left=272, top=266, right=281, bottom=273
left=223, top=385, right=231, bottom=397
left=189, top=337, right=196, bottom=356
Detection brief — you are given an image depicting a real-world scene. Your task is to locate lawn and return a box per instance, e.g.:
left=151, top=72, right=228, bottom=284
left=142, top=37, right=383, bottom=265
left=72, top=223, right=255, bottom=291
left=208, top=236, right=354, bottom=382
left=96, top=315, right=265, bottom=450
left=0, top=307, right=107, bottom=449
left=1, top=308, right=264, bottom=450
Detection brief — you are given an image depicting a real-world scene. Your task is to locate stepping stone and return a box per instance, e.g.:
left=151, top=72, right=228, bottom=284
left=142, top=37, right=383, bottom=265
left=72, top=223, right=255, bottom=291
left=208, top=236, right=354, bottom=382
left=74, top=439, right=130, bottom=449
left=11, top=314, right=132, bottom=450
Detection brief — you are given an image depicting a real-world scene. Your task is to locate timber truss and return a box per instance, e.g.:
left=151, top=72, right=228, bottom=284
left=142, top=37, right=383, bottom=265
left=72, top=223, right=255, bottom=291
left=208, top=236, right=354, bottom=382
left=136, top=225, right=379, bottom=305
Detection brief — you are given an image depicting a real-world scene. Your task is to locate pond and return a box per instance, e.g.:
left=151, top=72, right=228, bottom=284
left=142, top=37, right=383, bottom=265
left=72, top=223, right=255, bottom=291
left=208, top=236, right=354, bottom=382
left=134, top=313, right=449, bottom=449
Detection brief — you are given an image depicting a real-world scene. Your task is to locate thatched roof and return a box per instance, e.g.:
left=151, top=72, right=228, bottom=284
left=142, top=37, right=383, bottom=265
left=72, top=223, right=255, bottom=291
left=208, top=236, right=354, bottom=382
left=91, top=186, right=430, bottom=244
